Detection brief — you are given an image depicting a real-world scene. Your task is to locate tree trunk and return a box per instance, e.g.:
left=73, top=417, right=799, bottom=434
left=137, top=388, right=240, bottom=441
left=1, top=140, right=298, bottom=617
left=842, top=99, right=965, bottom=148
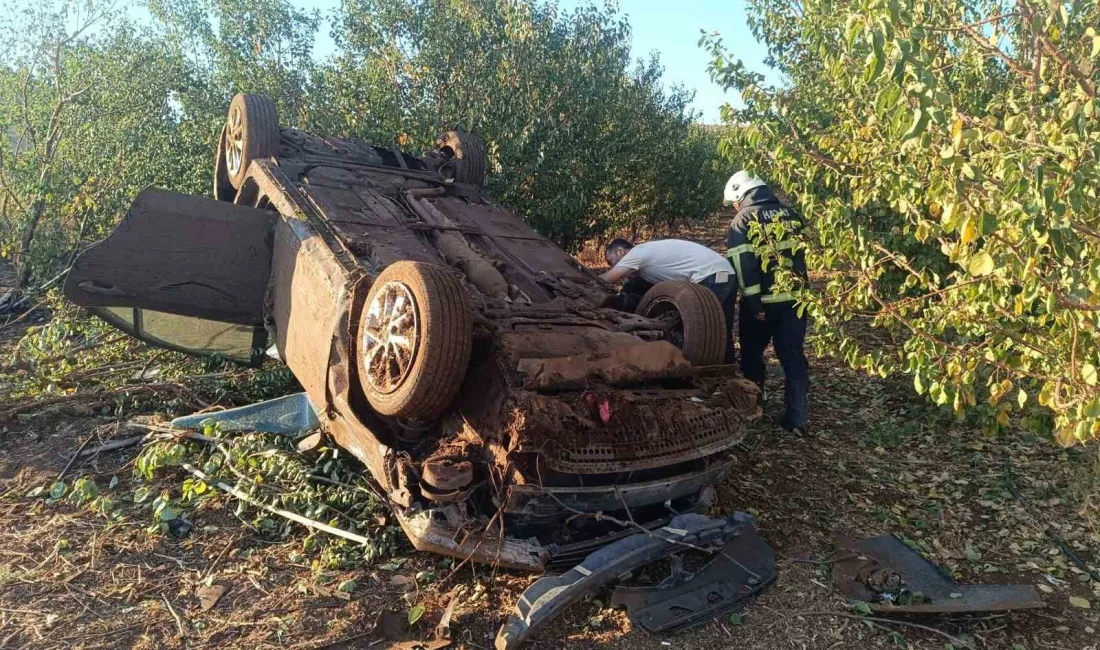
left=13, top=194, right=46, bottom=294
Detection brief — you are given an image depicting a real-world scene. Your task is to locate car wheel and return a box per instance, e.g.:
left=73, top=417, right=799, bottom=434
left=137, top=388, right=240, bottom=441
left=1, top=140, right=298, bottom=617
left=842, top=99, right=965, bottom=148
left=636, top=281, right=726, bottom=366
left=224, top=93, right=280, bottom=189
left=213, top=125, right=236, bottom=201
left=356, top=261, right=473, bottom=420
left=434, top=130, right=486, bottom=187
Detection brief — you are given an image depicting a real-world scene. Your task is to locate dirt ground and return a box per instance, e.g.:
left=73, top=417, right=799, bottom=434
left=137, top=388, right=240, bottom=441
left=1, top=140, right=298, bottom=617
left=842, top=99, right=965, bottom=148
left=2, top=258, right=1100, bottom=649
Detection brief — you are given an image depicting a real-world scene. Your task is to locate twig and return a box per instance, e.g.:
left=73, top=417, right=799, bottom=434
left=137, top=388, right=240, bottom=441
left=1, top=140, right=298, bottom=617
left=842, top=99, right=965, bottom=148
left=201, top=535, right=240, bottom=581
left=0, top=295, right=49, bottom=331
left=1045, top=528, right=1100, bottom=583
left=781, top=551, right=860, bottom=565
left=33, top=333, right=128, bottom=367
left=784, top=611, right=973, bottom=648
left=56, top=434, right=94, bottom=480
left=180, top=463, right=372, bottom=546
left=162, top=596, right=187, bottom=638
left=1, top=383, right=200, bottom=420
left=77, top=434, right=148, bottom=457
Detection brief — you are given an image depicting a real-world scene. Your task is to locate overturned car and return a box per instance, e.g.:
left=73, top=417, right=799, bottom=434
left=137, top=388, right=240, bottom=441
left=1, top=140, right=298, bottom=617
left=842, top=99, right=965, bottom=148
left=64, top=94, right=760, bottom=571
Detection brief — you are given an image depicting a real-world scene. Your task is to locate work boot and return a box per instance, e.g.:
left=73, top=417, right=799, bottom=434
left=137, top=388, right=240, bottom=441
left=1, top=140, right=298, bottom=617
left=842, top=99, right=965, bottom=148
left=775, top=412, right=806, bottom=435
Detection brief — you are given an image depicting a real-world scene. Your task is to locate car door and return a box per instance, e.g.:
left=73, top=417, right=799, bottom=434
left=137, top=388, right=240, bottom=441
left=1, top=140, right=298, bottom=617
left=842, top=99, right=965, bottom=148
left=64, top=187, right=275, bottom=365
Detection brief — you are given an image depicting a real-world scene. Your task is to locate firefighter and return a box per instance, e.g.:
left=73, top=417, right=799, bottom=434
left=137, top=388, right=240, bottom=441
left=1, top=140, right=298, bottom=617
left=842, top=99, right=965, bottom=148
left=723, top=171, right=809, bottom=433
left=601, top=238, right=736, bottom=363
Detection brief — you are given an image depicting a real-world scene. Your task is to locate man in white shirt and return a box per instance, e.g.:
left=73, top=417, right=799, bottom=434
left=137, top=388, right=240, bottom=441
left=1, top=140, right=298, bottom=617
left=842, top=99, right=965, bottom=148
left=600, top=238, right=736, bottom=363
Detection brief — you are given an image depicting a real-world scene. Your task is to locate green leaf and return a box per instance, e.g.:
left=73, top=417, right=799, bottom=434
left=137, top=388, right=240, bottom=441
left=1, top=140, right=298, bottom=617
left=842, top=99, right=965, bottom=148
left=902, top=107, right=928, bottom=141
left=728, top=612, right=743, bottom=625
left=1069, top=596, right=1090, bottom=609
left=133, top=486, right=151, bottom=503
left=969, top=252, right=994, bottom=277
left=1082, top=363, right=1097, bottom=387
left=408, top=604, right=426, bottom=625
left=337, top=579, right=357, bottom=593
left=864, top=51, right=883, bottom=83
left=854, top=601, right=873, bottom=615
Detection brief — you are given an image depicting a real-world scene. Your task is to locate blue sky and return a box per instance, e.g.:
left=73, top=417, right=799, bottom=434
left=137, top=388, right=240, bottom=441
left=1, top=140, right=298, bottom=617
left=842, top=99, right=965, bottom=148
left=298, top=0, right=775, bottom=124
left=557, top=0, right=777, bottom=123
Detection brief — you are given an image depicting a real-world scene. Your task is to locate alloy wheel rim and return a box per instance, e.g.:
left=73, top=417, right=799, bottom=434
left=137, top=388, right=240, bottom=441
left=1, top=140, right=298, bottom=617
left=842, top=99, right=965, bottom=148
left=225, top=105, right=245, bottom=176
left=362, top=281, right=420, bottom=394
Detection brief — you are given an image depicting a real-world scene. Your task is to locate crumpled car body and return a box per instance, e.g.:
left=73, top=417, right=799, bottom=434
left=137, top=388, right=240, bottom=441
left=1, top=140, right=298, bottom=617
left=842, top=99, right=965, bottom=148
left=64, top=95, right=760, bottom=570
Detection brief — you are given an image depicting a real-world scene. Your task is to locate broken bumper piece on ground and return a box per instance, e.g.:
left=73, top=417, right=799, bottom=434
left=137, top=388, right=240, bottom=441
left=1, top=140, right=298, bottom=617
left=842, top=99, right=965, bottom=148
left=611, top=519, right=776, bottom=632
left=494, top=512, right=775, bottom=650
left=833, top=533, right=1045, bottom=614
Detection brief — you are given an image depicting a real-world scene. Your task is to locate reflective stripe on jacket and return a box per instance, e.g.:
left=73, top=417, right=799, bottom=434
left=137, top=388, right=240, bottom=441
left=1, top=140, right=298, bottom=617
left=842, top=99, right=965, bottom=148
left=725, top=186, right=808, bottom=315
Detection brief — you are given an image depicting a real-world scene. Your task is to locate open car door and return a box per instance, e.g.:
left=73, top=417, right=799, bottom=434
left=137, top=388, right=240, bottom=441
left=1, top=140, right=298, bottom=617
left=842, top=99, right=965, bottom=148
left=64, top=188, right=276, bottom=365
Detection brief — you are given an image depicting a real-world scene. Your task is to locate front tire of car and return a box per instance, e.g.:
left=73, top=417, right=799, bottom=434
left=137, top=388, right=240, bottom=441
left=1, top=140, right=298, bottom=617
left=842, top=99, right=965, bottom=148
left=356, top=261, right=473, bottom=421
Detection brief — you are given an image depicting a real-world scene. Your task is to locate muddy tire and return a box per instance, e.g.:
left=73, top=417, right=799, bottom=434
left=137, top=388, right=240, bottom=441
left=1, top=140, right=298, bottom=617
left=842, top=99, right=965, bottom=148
left=224, top=94, right=280, bottom=189
left=636, top=281, right=726, bottom=366
left=435, top=130, right=486, bottom=187
left=356, top=261, right=473, bottom=420
left=213, top=125, right=236, bottom=202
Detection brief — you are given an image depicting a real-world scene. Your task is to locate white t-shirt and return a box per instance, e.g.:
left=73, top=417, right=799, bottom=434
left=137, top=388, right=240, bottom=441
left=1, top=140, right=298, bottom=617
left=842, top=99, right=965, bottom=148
left=614, top=239, right=734, bottom=284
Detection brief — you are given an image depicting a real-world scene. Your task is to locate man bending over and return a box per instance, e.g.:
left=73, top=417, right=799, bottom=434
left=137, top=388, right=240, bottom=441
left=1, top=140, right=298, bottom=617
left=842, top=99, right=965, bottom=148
left=601, top=238, right=736, bottom=364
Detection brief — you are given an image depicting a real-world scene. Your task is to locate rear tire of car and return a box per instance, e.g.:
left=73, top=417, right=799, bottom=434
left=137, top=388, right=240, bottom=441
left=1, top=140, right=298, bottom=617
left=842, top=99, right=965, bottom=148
left=435, top=131, right=486, bottom=187
left=224, top=94, right=280, bottom=189
left=636, top=281, right=726, bottom=366
left=356, top=261, right=473, bottom=421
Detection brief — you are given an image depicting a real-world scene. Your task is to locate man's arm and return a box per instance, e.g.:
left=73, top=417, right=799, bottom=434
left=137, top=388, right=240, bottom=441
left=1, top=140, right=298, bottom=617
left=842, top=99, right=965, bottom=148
left=600, top=265, right=636, bottom=284
left=726, top=224, right=765, bottom=318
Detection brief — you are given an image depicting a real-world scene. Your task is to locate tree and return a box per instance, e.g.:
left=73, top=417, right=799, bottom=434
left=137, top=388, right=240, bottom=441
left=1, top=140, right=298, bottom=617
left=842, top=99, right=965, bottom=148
left=705, top=0, right=1100, bottom=444
left=1, top=0, right=725, bottom=304
left=326, top=0, right=722, bottom=249
left=0, top=1, right=201, bottom=294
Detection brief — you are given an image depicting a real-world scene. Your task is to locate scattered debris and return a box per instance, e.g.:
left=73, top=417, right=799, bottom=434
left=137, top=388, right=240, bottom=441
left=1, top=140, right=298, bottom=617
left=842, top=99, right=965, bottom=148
left=387, top=596, right=456, bottom=650
left=832, top=533, right=1045, bottom=614
left=171, top=392, right=319, bottom=434
left=166, top=517, right=193, bottom=539
left=611, top=521, right=776, bottom=632
left=495, top=513, right=768, bottom=649
left=196, top=584, right=228, bottom=611
left=295, top=430, right=325, bottom=455
left=388, top=575, right=417, bottom=592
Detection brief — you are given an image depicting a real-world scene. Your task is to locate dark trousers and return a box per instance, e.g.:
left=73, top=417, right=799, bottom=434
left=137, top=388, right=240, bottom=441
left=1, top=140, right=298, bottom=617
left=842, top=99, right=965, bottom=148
left=697, top=273, right=736, bottom=364
left=739, top=301, right=809, bottom=428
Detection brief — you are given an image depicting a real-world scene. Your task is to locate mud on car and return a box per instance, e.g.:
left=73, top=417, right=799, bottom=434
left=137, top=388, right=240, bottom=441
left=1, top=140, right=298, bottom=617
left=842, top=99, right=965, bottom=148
left=64, top=94, right=760, bottom=571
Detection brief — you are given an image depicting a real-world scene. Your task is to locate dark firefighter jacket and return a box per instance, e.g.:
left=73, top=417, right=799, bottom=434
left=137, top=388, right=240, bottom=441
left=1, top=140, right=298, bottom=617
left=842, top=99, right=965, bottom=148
left=725, top=185, right=808, bottom=317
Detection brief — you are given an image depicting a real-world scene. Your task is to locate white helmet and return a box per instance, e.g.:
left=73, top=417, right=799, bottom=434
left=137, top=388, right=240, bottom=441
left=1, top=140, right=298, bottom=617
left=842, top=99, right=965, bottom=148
left=723, top=170, right=766, bottom=206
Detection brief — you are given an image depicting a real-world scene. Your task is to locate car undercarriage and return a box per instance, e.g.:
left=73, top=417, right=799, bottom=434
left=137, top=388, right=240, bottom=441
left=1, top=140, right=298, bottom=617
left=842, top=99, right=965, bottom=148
left=63, top=94, right=761, bottom=571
